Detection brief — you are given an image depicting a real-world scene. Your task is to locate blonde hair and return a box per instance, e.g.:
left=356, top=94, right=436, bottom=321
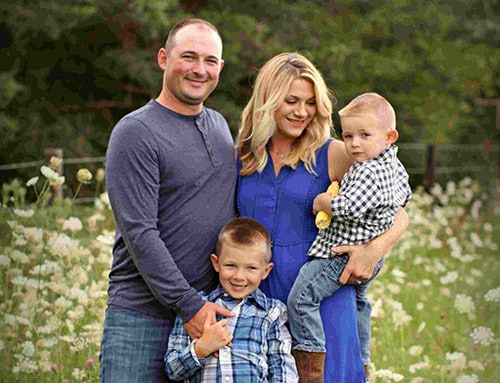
left=339, top=92, right=396, bottom=131
left=237, top=52, right=334, bottom=175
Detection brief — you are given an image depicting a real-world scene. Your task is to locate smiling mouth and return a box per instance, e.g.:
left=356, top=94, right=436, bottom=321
left=186, top=77, right=207, bottom=86
left=287, top=118, right=306, bottom=127
left=231, top=283, right=247, bottom=289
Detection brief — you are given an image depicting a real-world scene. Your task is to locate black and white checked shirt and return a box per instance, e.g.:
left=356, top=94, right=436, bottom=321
left=308, top=145, right=411, bottom=259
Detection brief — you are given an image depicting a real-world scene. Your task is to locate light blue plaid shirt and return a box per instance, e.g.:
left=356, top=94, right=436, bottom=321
left=165, top=285, right=298, bottom=382
left=308, top=145, right=411, bottom=258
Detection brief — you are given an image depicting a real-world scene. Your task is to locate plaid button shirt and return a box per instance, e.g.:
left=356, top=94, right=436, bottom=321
left=308, top=145, right=411, bottom=259
left=165, top=285, right=298, bottom=382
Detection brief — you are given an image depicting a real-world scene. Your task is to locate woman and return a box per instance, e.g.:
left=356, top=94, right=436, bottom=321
left=236, top=52, right=407, bottom=382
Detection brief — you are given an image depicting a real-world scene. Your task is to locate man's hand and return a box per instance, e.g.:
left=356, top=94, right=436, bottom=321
left=184, top=302, right=233, bottom=340
left=193, top=317, right=233, bottom=358
left=336, top=206, right=408, bottom=285
left=334, top=241, right=381, bottom=285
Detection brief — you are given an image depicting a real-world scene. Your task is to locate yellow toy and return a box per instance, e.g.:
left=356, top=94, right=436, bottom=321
left=315, top=181, right=340, bottom=230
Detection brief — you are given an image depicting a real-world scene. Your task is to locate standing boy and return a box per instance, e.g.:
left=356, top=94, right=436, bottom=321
left=165, top=217, right=298, bottom=382
left=287, top=92, right=412, bottom=380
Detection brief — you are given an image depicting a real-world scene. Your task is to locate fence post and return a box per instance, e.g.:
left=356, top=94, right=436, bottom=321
left=44, top=148, right=63, bottom=204
left=424, top=144, right=436, bottom=191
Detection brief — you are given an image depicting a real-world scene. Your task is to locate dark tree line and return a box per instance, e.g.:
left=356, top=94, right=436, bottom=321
left=1, top=0, right=499, bottom=174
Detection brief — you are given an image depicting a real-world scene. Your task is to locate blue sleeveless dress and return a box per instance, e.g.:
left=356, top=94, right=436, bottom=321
left=237, top=139, right=365, bottom=382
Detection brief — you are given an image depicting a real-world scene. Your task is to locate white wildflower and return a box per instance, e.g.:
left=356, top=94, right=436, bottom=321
left=21, top=341, right=35, bottom=357
left=470, top=326, right=494, bottom=346
left=409, top=356, right=430, bottom=374
left=374, top=369, right=404, bottom=381
left=484, top=287, right=500, bottom=302
left=22, top=227, right=44, bottom=243
left=457, top=374, right=479, bottom=383
left=62, top=217, right=83, bottom=232
left=13, top=209, right=35, bottom=218
left=10, top=250, right=29, bottom=264
left=467, top=360, right=484, bottom=371
left=409, top=345, right=424, bottom=357
left=40, top=165, right=65, bottom=186
left=469, top=232, right=483, bottom=247
left=440, top=271, right=458, bottom=284
left=0, top=254, right=11, bottom=266
left=454, top=294, right=475, bottom=314
left=446, top=351, right=465, bottom=361
left=96, top=234, right=115, bottom=246
left=26, top=176, right=39, bottom=187
left=446, top=351, right=467, bottom=372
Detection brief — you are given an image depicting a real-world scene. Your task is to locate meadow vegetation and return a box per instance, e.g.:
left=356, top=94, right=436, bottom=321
left=0, top=163, right=498, bottom=382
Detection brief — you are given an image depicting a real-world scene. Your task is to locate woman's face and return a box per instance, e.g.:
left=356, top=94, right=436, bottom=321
left=274, top=78, right=317, bottom=140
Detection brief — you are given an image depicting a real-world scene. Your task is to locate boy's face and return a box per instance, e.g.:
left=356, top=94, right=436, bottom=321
left=211, top=241, right=273, bottom=301
left=341, top=114, right=398, bottom=163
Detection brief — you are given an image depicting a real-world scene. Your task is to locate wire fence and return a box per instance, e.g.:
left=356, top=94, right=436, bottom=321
left=1, top=143, right=499, bottom=205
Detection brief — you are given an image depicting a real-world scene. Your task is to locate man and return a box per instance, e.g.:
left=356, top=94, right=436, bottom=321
left=100, top=18, right=236, bottom=382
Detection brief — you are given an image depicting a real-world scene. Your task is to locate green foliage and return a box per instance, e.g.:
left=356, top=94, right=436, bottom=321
left=0, top=0, right=499, bottom=172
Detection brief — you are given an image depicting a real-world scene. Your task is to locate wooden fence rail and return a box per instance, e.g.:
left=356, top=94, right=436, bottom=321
left=0, top=143, right=498, bottom=204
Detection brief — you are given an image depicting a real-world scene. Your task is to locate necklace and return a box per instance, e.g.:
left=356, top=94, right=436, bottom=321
left=270, top=148, right=290, bottom=159
left=269, top=142, right=291, bottom=159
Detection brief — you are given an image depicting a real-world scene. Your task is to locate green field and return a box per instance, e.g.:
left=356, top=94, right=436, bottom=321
left=1, top=175, right=498, bottom=382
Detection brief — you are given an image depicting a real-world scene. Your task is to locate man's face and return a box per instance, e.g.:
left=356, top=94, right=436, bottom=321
left=161, top=24, right=224, bottom=112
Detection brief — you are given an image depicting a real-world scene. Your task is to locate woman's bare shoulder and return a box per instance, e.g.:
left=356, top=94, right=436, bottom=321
left=327, top=139, right=352, bottom=181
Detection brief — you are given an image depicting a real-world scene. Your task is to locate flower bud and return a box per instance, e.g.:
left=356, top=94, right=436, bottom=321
left=76, top=168, right=93, bottom=184
left=49, top=156, right=62, bottom=169
left=95, top=168, right=105, bottom=182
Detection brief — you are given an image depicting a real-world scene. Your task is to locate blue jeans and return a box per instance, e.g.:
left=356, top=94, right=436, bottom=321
left=287, top=254, right=383, bottom=364
left=100, top=307, right=174, bottom=383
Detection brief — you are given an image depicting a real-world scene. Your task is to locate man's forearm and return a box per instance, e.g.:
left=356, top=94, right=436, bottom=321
left=371, top=206, right=408, bottom=260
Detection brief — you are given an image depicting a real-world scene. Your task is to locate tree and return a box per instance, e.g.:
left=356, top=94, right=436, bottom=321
left=1, top=0, right=499, bottom=179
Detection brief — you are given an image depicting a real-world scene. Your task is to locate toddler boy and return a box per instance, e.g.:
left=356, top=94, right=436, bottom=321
left=287, top=92, right=412, bottom=379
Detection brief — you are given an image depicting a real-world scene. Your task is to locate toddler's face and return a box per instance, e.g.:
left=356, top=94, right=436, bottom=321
left=341, top=114, right=396, bottom=162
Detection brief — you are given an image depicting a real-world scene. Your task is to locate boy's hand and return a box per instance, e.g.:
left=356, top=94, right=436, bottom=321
left=184, top=302, right=233, bottom=340
left=312, top=192, right=333, bottom=215
left=193, top=317, right=233, bottom=358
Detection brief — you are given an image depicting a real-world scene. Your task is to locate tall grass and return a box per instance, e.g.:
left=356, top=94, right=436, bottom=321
left=0, top=168, right=498, bottom=382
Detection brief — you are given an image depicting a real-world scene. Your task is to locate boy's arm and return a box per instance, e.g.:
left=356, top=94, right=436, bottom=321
left=313, top=167, right=382, bottom=223
left=165, top=315, right=233, bottom=380
left=337, top=206, right=409, bottom=285
left=267, top=303, right=299, bottom=382
left=164, top=315, right=203, bottom=380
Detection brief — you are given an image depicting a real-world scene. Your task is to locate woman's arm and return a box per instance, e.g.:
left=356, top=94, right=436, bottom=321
left=336, top=206, right=409, bottom=285
left=327, top=139, right=352, bottom=182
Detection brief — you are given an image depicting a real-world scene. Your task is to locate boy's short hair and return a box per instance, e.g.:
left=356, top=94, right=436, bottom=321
left=216, top=217, right=272, bottom=262
left=339, top=92, right=396, bottom=131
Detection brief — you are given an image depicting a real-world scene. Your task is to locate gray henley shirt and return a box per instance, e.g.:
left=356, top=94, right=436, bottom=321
left=105, top=99, right=236, bottom=323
